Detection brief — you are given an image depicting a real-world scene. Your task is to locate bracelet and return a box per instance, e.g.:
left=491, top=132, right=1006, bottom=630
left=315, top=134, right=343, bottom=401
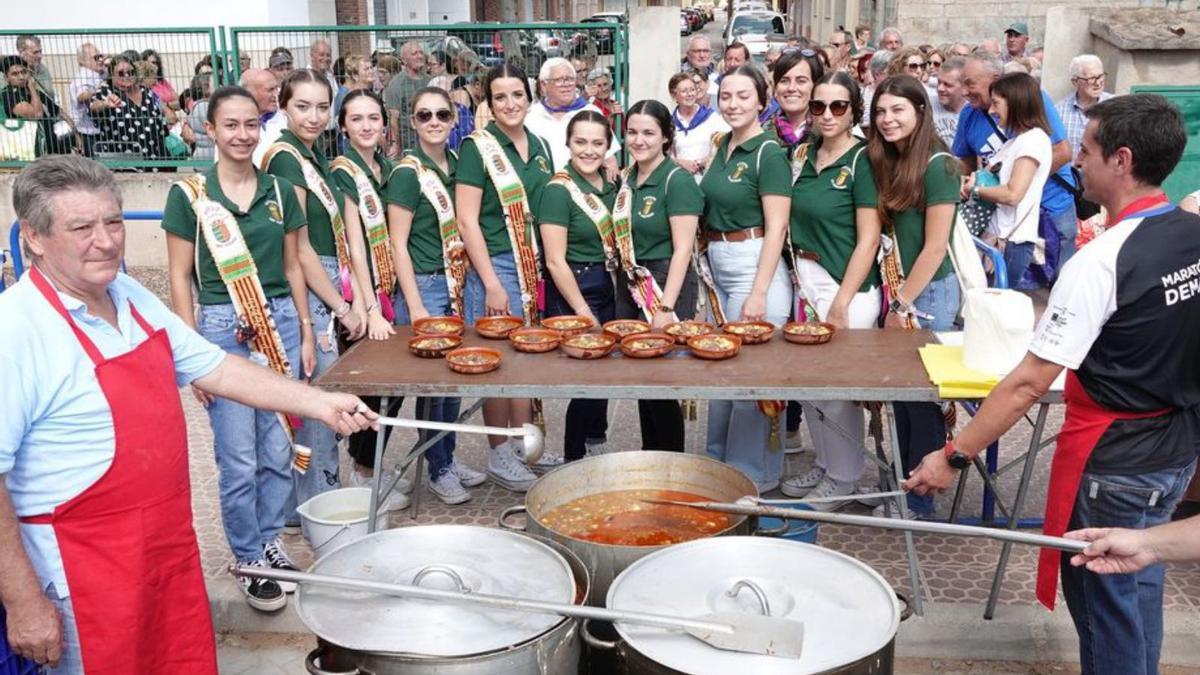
left=333, top=301, right=351, bottom=318
left=300, top=318, right=313, bottom=327
left=365, top=302, right=380, bottom=314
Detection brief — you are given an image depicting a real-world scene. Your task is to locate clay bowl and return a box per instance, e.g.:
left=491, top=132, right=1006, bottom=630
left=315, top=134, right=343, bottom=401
left=508, top=327, right=562, bottom=353
left=603, top=319, right=651, bottom=340
left=687, top=333, right=742, bottom=360
left=783, top=321, right=837, bottom=345
left=474, top=315, right=525, bottom=339
left=413, top=315, right=465, bottom=337
left=663, top=320, right=716, bottom=345
left=445, top=347, right=501, bottom=374
left=560, top=332, right=617, bottom=360
left=619, top=333, right=675, bottom=359
left=407, top=334, right=462, bottom=358
left=542, top=314, right=596, bottom=336
left=722, top=320, right=776, bottom=345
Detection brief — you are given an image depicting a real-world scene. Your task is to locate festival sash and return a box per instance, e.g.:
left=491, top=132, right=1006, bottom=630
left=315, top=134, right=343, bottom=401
left=395, top=154, right=471, bottom=318
left=471, top=129, right=542, bottom=324
left=613, top=166, right=677, bottom=321
left=261, top=143, right=355, bottom=302
left=176, top=175, right=312, bottom=469
left=330, top=156, right=396, bottom=322
left=548, top=170, right=620, bottom=269
left=693, top=131, right=728, bottom=325
left=787, top=142, right=817, bottom=322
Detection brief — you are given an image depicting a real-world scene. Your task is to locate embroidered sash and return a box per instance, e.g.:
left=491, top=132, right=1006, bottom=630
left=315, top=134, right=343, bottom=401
left=261, top=143, right=354, bottom=302
left=613, top=166, right=672, bottom=321
left=548, top=170, right=619, bottom=267
left=330, top=156, right=396, bottom=321
left=395, top=154, right=471, bottom=317
left=786, top=142, right=816, bottom=322
left=176, top=175, right=311, bottom=466
left=694, top=131, right=728, bottom=325
left=471, top=129, right=542, bottom=324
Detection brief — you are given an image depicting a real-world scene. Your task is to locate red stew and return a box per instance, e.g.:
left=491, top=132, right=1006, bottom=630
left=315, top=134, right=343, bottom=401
left=540, top=489, right=730, bottom=546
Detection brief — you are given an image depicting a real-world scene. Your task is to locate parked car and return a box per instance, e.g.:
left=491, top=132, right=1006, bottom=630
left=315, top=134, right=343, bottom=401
left=445, top=24, right=548, bottom=71
left=724, top=11, right=787, bottom=47
left=683, top=8, right=703, bottom=32
left=529, top=21, right=572, bottom=59
left=680, top=14, right=692, bottom=35
left=581, top=12, right=625, bottom=56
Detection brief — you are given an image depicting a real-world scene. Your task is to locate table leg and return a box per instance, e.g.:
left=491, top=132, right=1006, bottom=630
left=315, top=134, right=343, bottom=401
left=984, top=402, right=1050, bottom=619
left=887, top=402, right=924, bottom=617
left=367, top=396, right=389, bottom=534
left=398, top=398, right=487, bottom=519
left=949, top=468, right=970, bottom=522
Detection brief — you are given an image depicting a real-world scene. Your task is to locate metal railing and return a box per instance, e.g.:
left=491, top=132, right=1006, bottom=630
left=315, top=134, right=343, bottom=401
left=0, top=28, right=221, bottom=170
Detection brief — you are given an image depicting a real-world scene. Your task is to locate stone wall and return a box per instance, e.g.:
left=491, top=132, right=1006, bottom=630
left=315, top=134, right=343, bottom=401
left=895, top=0, right=1141, bottom=47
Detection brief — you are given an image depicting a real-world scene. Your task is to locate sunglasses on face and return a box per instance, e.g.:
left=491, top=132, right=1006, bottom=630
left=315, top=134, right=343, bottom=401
left=114, top=69, right=134, bottom=77
left=810, top=99, right=851, bottom=116
left=906, top=62, right=928, bottom=71
left=929, top=60, right=943, bottom=67
left=415, top=109, right=453, bottom=123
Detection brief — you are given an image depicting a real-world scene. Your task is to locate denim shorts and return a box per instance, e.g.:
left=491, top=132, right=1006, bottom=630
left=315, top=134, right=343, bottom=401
left=464, top=251, right=530, bottom=324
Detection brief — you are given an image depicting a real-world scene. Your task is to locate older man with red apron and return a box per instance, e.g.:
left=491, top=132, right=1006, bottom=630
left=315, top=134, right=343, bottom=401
left=906, top=95, right=1200, bottom=675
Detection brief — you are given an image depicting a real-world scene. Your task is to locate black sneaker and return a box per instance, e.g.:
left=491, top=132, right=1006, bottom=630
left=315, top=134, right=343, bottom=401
left=239, top=560, right=286, bottom=612
left=263, top=537, right=300, bottom=594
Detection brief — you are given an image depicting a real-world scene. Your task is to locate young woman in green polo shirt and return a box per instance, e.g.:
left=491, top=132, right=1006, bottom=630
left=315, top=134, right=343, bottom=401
left=455, top=63, right=557, bottom=490
left=264, top=68, right=374, bottom=514
left=327, top=89, right=414, bottom=511
left=700, top=65, right=794, bottom=493
left=386, top=87, right=488, bottom=503
left=538, top=110, right=618, bottom=461
left=779, top=72, right=882, bottom=506
left=620, top=99, right=704, bottom=452
left=868, top=74, right=962, bottom=517
left=162, top=86, right=309, bottom=609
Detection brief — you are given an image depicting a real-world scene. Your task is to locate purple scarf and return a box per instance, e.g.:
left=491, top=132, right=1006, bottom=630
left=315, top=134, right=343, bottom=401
left=673, top=105, right=715, bottom=134
left=541, top=96, right=589, bottom=114
left=774, top=113, right=811, bottom=148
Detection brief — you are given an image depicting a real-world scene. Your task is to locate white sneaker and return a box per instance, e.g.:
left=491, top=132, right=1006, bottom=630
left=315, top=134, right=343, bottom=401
left=349, top=468, right=411, bottom=512
left=802, top=476, right=855, bottom=512
left=784, top=430, right=806, bottom=454
left=853, top=485, right=886, bottom=508
left=449, top=459, right=487, bottom=487
left=426, top=470, right=472, bottom=505
left=584, top=439, right=610, bottom=457
left=780, top=466, right=826, bottom=497
left=872, top=502, right=935, bottom=520
left=488, top=442, right=537, bottom=492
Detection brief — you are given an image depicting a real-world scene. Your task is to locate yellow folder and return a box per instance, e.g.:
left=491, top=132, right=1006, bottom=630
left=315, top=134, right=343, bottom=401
left=918, top=344, right=1000, bottom=399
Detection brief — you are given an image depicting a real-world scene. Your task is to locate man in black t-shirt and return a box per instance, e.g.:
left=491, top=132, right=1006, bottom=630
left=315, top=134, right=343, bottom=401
left=907, top=95, right=1200, bottom=675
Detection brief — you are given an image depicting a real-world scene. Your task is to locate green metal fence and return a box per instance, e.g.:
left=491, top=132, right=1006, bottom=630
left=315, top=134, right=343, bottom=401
left=0, top=28, right=221, bottom=169
left=0, top=22, right=628, bottom=170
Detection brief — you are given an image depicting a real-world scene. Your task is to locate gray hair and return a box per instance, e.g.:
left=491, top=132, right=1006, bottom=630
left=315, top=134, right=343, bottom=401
left=13, top=155, right=122, bottom=238
left=539, top=57, right=574, bottom=81
left=15, top=35, right=41, bottom=52
left=1069, top=54, right=1103, bottom=78
left=881, top=27, right=902, bottom=43
left=870, top=50, right=893, bottom=76
left=586, top=67, right=611, bottom=84
left=968, top=53, right=1003, bottom=77
left=76, top=42, right=97, bottom=60
left=940, top=56, right=967, bottom=75
left=688, top=34, right=711, bottom=50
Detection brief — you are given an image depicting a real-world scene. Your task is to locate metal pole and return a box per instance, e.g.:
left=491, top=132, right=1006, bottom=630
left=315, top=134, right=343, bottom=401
left=887, top=402, right=924, bottom=616
left=367, top=396, right=389, bottom=533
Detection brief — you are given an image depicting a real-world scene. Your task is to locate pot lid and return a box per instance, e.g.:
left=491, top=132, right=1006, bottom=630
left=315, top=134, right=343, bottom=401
left=297, top=525, right=576, bottom=656
left=606, top=537, right=899, bottom=674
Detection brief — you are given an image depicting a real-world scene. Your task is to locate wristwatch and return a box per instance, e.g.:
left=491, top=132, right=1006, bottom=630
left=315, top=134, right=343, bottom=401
left=888, top=296, right=913, bottom=317
left=657, top=303, right=674, bottom=314
left=943, top=439, right=971, bottom=470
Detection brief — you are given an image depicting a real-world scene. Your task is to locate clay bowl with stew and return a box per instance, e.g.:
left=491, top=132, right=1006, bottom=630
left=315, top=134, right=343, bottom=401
left=687, top=333, right=742, bottom=360
left=560, top=333, right=617, bottom=360
left=445, top=347, right=501, bottom=374
left=508, top=327, right=562, bottom=353
left=664, top=320, right=716, bottom=345
left=413, top=315, right=465, bottom=336
left=474, top=315, right=525, bottom=339
left=722, top=320, right=776, bottom=345
left=408, top=334, right=462, bottom=358
left=783, top=321, right=837, bottom=345
left=603, top=319, right=651, bottom=340
left=619, top=333, right=675, bottom=359
left=542, top=315, right=596, bottom=337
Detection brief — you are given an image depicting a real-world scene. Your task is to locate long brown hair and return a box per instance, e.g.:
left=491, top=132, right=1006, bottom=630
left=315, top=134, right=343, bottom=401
left=990, top=72, right=1049, bottom=135
left=867, top=75, right=955, bottom=224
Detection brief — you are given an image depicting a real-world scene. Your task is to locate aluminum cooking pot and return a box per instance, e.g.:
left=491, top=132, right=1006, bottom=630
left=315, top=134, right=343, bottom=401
left=498, top=451, right=775, bottom=604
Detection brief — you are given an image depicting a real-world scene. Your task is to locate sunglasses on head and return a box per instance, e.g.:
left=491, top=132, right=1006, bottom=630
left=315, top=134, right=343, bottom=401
left=810, top=99, right=851, bottom=116
left=415, top=109, right=453, bottom=123
left=782, top=47, right=818, bottom=57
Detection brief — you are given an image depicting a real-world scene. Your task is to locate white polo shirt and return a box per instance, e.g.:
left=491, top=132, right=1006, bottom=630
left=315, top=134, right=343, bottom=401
left=0, top=271, right=225, bottom=597
left=525, top=100, right=621, bottom=171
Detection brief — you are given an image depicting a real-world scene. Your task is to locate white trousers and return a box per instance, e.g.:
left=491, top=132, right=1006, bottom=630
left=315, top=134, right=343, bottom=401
left=796, top=258, right=881, bottom=483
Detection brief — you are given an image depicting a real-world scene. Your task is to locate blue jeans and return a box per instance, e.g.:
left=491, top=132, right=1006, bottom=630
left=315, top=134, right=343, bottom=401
left=1051, top=202, right=1078, bottom=267
left=1062, top=459, right=1196, bottom=675
left=546, top=262, right=616, bottom=460
left=895, top=273, right=961, bottom=514
left=464, top=250, right=528, bottom=324
left=294, top=255, right=342, bottom=514
left=197, top=298, right=300, bottom=562
left=1003, top=241, right=1036, bottom=289
left=394, top=272, right=462, bottom=477
left=703, top=238, right=792, bottom=487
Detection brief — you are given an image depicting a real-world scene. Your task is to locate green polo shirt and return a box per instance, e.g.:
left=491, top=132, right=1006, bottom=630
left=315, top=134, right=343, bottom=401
left=629, top=158, right=705, bottom=261
left=161, top=165, right=306, bottom=305
left=331, top=145, right=395, bottom=277
left=264, top=128, right=342, bottom=258
left=539, top=164, right=617, bottom=264
left=790, top=139, right=880, bottom=292
left=700, top=132, right=792, bottom=232
left=891, top=153, right=958, bottom=280
left=455, top=122, right=555, bottom=255
left=384, top=146, right=458, bottom=274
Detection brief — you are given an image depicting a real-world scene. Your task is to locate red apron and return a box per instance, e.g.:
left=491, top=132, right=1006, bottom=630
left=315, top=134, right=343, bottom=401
left=1035, top=193, right=1175, bottom=611
left=21, top=267, right=217, bottom=674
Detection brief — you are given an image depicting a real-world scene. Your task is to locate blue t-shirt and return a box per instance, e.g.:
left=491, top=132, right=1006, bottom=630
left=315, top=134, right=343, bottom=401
left=952, top=89, right=1075, bottom=215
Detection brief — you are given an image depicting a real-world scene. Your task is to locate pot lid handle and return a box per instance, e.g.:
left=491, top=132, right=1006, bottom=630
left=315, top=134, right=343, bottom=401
left=412, top=565, right=470, bottom=593
left=725, top=579, right=770, bottom=617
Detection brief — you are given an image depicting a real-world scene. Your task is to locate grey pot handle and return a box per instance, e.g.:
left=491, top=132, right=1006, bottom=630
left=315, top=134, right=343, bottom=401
left=725, top=578, right=771, bottom=616
left=752, top=515, right=789, bottom=537
left=498, top=504, right=528, bottom=530
left=305, top=648, right=360, bottom=675
left=581, top=618, right=619, bottom=651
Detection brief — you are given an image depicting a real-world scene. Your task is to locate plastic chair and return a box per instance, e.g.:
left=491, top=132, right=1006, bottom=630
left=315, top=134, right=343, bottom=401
left=6, top=212, right=160, bottom=280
